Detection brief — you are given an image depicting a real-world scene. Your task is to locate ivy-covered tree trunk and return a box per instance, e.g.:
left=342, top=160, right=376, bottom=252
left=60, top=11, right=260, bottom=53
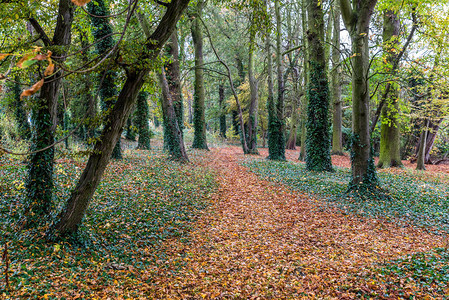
left=340, top=0, right=381, bottom=193
left=125, top=115, right=136, bottom=141
left=267, top=0, right=285, bottom=160
left=305, top=0, right=333, bottom=172
left=136, top=91, right=151, bottom=150
left=247, top=29, right=259, bottom=154
left=190, top=1, right=208, bottom=150
left=331, top=1, right=343, bottom=155
left=23, top=0, right=74, bottom=228
left=166, top=31, right=184, bottom=138
left=219, top=83, right=227, bottom=138
left=158, top=68, right=189, bottom=162
left=51, top=0, right=190, bottom=237
left=87, top=0, right=122, bottom=159
left=378, top=10, right=402, bottom=168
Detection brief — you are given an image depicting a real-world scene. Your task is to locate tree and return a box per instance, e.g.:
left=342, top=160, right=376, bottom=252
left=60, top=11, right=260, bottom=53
left=305, top=0, right=333, bottom=172
left=331, top=1, right=344, bottom=155
left=267, top=0, right=286, bottom=161
left=51, top=0, right=190, bottom=237
left=190, top=0, right=209, bottom=150
left=136, top=91, right=151, bottom=150
left=340, top=0, right=380, bottom=192
left=87, top=0, right=122, bottom=159
left=23, top=0, right=74, bottom=228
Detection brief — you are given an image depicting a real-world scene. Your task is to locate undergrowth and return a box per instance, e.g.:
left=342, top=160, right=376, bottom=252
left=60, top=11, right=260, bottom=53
left=0, top=149, right=217, bottom=298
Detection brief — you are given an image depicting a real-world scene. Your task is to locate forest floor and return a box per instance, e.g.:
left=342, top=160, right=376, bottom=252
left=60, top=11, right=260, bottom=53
left=1, top=143, right=448, bottom=299
left=146, top=146, right=448, bottom=299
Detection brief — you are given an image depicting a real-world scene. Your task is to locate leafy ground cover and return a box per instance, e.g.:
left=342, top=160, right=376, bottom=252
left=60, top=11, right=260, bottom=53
left=143, top=146, right=445, bottom=298
left=0, top=148, right=216, bottom=299
left=243, top=148, right=449, bottom=297
left=243, top=154, right=449, bottom=234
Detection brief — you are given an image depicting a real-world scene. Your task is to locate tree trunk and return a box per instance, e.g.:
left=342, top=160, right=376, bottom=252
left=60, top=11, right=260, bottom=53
left=166, top=31, right=184, bottom=138
left=87, top=0, right=122, bottom=159
left=378, top=10, right=402, bottom=168
left=274, top=0, right=286, bottom=159
left=190, top=1, right=208, bottom=150
left=136, top=91, right=151, bottom=150
left=219, top=83, right=227, bottom=138
left=51, top=0, right=190, bottom=237
left=298, top=0, right=308, bottom=161
left=267, top=0, right=285, bottom=160
left=247, top=29, right=259, bottom=154
left=340, top=0, right=380, bottom=190
left=331, top=1, right=343, bottom=155
left=24, top=0, right=74, bottom=228
left=158, top=68, right=189, bottom=162
left=416, top=119, right=428, bottom=170
left=305, top=0, right=333, bottom=172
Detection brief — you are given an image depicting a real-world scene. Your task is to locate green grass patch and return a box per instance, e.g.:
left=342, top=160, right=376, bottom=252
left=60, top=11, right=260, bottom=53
left=0, top=149, right=217, bottom=298
left=242, top=158, right=449, bottom=233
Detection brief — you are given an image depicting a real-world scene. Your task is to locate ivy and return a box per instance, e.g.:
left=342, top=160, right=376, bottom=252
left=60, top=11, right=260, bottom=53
left=136, top=91, right=152, bottom=150
left=305, top=61, right=333, bottom=172
left=87, top=0, right=122, bottom=160
left=23, top=99, right=55, bottom=227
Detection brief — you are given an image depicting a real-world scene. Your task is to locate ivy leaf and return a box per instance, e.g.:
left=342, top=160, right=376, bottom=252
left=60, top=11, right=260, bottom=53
left=20, top=78, right=44, bottom=99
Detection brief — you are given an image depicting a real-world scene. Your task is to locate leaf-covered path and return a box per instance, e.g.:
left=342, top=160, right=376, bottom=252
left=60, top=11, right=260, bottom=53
left=149, top=146, right=444, bottom=299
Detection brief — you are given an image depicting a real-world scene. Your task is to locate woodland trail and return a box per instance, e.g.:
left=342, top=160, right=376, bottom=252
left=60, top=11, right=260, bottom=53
left=148, top=146, right=445, bottom=299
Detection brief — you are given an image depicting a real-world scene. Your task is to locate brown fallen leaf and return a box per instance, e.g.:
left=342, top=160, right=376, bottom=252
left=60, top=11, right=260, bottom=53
left=20, top=78, right=44, bottom=99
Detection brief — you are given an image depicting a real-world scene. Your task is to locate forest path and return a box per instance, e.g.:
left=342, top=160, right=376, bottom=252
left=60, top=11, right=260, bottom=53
left=150, top=146, right=444, bottom=299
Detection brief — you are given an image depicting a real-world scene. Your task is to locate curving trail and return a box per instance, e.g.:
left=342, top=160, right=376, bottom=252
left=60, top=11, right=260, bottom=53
left=147, top=146, right=444, bottom=299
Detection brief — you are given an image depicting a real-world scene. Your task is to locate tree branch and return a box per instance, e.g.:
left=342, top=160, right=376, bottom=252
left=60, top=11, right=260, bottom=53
left=28, top=18, right=52, bottom=46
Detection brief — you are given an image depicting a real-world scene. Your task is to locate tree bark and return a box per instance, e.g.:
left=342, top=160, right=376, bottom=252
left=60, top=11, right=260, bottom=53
left=219, top=83, right=227, bottom=138
left=190, top=0, right=208, bottom=150
left=340, top=0, right=379, bottom=188
left=416, top=119, right=428, bottom=170
left=166, top=31, right=184, bottom=138
left=158, top=68, right=189, bottom=162
left=331, top=1, right=343, bottom=155
left=51, top=0, right=190, bottom=237
left=305, top=0, right=333, bottom=172
left=247, top=28, right=259, bottom=154
left=136, top=91, right=151, bottom=150
left=378, top=10, right=403, bottom=168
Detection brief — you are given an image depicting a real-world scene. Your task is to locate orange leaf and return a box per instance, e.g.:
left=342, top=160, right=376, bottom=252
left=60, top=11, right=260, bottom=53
left=31, top=54, right=47, bottom=61
left=0, top=53, right=9, bottom=60
left=71, top=0, right=91, bottom=6
left=20, top=78, right=44, bottom=99
left=44, top=62, right=55, bottom=76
